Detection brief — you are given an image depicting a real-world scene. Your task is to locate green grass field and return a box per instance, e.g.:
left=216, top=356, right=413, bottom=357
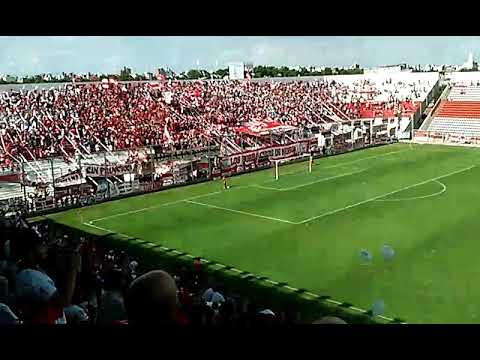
left=44, top=142, right=480, bottom=323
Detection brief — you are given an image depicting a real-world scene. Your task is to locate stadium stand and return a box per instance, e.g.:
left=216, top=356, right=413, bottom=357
left=447, top=86, right=480, bottom=101
left=422, top=86, right=480, bottom=141
left=0, top=78, right=432, bottom=169
left=427, top=117, right=480, bottom=137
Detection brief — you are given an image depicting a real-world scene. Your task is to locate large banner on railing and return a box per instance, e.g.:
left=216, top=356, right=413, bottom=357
left=54, top=169, right=84, bottom=188
left=84, top=163, right=134, bottom=178
left=220, top=140, right=312, bottom=175
left=236, top=121, right=297, bottom=136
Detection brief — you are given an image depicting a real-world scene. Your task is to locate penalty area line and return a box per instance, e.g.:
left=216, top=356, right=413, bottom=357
left=297, top=165, right=475, bottom=225
left=375, top=180, right=447, bottom=202
left=90, top=185, right=252, bottom=224
left=184, top=200, right=297, bottom=224
left=254, top=169, right=366, bottom=192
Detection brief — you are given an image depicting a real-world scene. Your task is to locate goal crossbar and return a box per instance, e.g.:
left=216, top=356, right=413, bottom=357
left=270, top=153, right=313, bottom=180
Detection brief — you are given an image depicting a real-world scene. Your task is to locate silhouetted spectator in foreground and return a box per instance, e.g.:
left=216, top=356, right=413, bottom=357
left=312, top=316, right=347, bottom=324
left=125, top=270, right=178, bottom=325
left=97, top=268, right=127, bottom=324
left=0, top=275, right=19, bottom=324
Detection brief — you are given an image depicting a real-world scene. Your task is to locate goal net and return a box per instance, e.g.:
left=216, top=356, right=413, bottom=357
left=270, top=153, right=313, bottom=181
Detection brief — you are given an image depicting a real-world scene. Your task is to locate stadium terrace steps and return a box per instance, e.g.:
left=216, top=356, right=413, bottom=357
left=447, top=86, right=480, bottom=101
left=435, top=101, right=480, bottom=119
left=427, top=117, right=480, bottom=137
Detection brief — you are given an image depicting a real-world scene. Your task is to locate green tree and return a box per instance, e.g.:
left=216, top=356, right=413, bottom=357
left=186, top=69, right=204, bottom=79
left=119, top=67, right=133, bottom=81
left=213, top=68, right=229, bottom=79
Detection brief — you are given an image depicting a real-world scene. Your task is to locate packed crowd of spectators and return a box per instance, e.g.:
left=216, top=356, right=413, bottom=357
left=0, top=78, right=432, bottom=170
left=0, top=211, right=347, bottom=325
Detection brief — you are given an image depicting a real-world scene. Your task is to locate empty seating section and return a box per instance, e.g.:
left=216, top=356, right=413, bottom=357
left=428, top=117, right=480, bottom=137
left=436, top=101, right=480, bottom=119
left=425, top=86, right=480, bottom=137
left=447, top=86, right=480, bottom=101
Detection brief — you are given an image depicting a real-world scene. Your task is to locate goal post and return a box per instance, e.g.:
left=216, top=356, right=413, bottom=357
left=270, top=153, right=313, bottom=181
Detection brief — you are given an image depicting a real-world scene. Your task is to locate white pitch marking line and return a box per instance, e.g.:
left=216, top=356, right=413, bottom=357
left=297, top=165, right=475, bottom=225
left=90, top=186, right=252, bottom=224
left=375, top=180, right=447, bottom=202
left=322, top=149, right=407, bottom=170
left=83, top=222, right=132, bottom=238
left=263, top=148, right=407, bottom=181
left=253, top=184, right=284, bottom=191
left=281, top=168, right=366, bottom=191
left=255, top=169, right=366, bottom=192
left=184, top=199, right=297, bottom=224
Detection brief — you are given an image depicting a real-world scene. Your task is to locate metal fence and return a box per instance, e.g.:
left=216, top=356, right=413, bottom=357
left=0, top=125, right=399, bottom=216
left=0, top=144, right=220, bottom=216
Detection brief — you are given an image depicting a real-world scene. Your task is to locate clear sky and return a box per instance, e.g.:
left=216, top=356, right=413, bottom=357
left=0, top=36, right=478, bottom=75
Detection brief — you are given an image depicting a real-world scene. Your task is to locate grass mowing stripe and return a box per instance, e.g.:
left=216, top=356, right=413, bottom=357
left=184, top=199, right=297, bottom=224
left=297, top=165, right=475, bottom=225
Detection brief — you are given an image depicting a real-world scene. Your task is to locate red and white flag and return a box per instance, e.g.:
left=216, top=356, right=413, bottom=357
left=163, top=124, right=173, bottom=144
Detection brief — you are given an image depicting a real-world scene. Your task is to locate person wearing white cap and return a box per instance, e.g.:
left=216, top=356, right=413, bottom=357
left=14, top=227, right=80, bottom=324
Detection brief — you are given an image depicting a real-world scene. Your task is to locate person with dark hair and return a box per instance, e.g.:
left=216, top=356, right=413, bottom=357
left=125, top=270, right=178, bottom=325
left=97, top=268, right=127, bottom=324
left=255, top=309, right=277, bottom=326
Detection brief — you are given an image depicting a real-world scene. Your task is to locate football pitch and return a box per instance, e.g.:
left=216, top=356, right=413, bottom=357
left=44, top=142, right=480, bottom=323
